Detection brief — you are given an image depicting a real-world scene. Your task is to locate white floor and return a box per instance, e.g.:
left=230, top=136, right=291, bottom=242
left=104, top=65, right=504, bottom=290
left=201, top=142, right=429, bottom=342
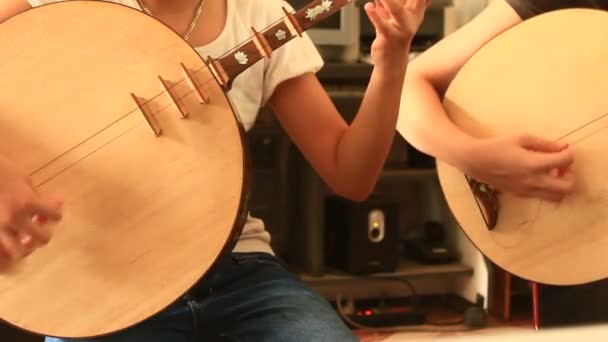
left=380, top=324, right=608, bottom=341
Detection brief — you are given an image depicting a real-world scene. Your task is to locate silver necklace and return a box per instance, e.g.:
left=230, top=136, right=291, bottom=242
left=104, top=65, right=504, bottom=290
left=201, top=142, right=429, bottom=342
left=136, top=0, right=206, bottom=41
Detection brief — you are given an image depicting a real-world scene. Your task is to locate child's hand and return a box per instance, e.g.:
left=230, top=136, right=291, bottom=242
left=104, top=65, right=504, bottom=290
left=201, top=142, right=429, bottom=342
left=364, top=0, right=429, bottom=70
left=0, top=155, right=63, bottom=270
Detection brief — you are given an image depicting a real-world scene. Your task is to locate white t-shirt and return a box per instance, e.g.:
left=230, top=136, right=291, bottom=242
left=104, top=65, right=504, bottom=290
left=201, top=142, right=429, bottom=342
left=26, top=0, right=325, bottom=255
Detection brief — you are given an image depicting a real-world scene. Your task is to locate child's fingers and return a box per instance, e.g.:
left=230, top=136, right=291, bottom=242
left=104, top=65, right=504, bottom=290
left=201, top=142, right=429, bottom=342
left=409, top=0, right=430, bottom=11
left=375, top=0, right=391, bottom=20
left=364, top=2, right=390, bottom=36
left=380, top=0, right=407, bottom=28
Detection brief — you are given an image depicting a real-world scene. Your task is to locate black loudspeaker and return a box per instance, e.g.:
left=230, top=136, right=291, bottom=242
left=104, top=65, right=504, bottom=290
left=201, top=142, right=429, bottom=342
left=324, top=196, right=400, bottom=274
left=537, top=280, right=608, bottom=327
left=403, top=221, right=457, bottom=264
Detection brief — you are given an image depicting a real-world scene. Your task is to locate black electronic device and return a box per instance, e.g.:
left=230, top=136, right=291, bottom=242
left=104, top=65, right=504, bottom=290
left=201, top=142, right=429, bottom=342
left=349, top=305, right=426, bottom=327
left=325, top=196, right=400, bottom=274
left=403, top=221, right=457, bottom=264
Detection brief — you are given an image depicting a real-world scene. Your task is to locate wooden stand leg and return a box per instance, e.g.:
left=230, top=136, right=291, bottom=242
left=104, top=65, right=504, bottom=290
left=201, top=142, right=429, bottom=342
left=532, top=282, right=540, bottom=330
left=489, top=265, right=512, bottom=321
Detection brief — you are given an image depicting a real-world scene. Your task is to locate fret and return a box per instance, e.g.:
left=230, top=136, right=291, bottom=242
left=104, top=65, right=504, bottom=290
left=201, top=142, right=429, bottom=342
left=213, top=40, right=264, bottom=89
left=212, top=0, right=351, bottom=89
left=294, top=0, right=351, bottom=31
left=262, top=21, right=297, bottom=52
left=252, top=27, right=272, bottom=58
left=181, top=62, right=210, bottom=103
left=282, top=7, right=304, bottom=38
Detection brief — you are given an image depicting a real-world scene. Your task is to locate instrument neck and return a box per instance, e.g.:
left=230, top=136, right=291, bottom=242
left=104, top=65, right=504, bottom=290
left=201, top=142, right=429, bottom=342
left=206, top=0, right=351, bottom=89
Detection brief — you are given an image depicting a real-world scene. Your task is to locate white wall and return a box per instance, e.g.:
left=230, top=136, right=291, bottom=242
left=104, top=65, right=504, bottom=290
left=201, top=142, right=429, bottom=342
left=444, top=0, right=490, bottom=36
left=441, top=0, right=493, bottom=308
left=453, top=0, right=490, bottom=24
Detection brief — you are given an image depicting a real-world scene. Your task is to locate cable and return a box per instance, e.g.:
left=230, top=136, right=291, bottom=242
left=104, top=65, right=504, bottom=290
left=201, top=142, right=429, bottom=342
left=336, top=294, right=482, bottom=333
left=334, top=277, right=486, bottom=333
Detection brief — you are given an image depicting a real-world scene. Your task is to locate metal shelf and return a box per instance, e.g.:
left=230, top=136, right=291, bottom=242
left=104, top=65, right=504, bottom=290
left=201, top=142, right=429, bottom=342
left=298, top=257, right=473, bottom=285
left=379, top=168, right=438, bottom=182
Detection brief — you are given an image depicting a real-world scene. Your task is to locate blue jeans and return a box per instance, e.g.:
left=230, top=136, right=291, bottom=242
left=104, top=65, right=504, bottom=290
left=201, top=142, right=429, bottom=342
left=45, top=252, right=357, bottom=342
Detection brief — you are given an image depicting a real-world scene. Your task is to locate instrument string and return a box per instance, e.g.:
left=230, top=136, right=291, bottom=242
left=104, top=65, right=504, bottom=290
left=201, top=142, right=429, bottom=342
left=31, top=7, right=605, bottom=181
left=29, top=17, right=286, bottom=178
left=491, top=112, right=608, bottom=233
left=554, top=111, right=608, bottom=142
left=29, top=74, right=212, bottom=178
left=34, top=122, right=142, bottom=188
left=112, top=13, right=287, bottom=110
left=32, top=82, right=215, bottom=185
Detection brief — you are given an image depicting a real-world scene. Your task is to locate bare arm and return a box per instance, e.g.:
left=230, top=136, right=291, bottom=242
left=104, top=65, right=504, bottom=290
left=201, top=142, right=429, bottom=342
left=270, top=69, right=408, bottom=201
left=0, top=0, right=31, bottom=23
left=0, top=0, right=62, bottom=270
left=397, top=0, right=522, bottom=169
left=270, top=0, right=428, bottom=201
left=396, top=0, right=575, bottom=201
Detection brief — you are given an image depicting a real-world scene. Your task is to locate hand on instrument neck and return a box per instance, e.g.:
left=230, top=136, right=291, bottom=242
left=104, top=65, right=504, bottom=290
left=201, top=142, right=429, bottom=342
left=461, top=133, right=575, bottom=202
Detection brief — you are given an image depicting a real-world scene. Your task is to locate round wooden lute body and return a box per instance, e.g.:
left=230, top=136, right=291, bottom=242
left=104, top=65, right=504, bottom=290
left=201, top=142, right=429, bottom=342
left=435, top=8, right=608, bottom=286
left=0, top=1, right=248, bottom=338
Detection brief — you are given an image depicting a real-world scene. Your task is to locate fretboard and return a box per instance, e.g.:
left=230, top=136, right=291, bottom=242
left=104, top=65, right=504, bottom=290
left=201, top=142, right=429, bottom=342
left=206, top=0, right=352, bottom=89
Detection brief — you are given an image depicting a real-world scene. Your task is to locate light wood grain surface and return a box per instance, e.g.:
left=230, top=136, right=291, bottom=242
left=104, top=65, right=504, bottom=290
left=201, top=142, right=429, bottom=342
left=0, top=1, right=246, bottom=338
left=433, top=9, right=608, bottom=285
